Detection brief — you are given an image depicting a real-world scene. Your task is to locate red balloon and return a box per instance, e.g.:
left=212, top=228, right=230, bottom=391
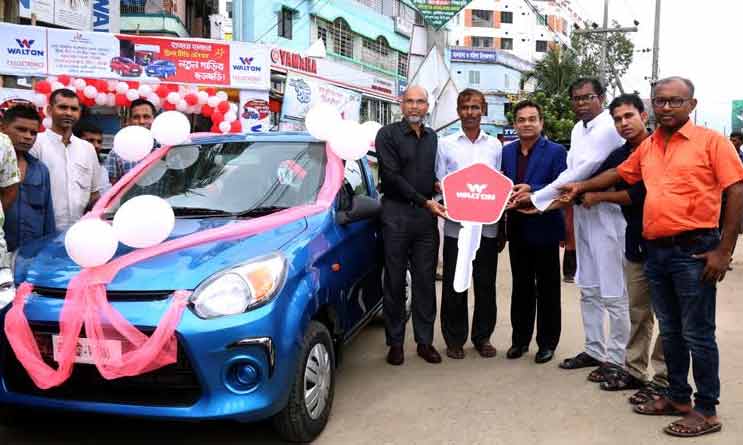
left=127, top=81, right=140, bottom=90
left=184, top=93, right=198, bottom=106
left=211, top=111, right=224, bottom=123
left=163, top=101, right=176, bottom=111
left=230, top=121, right=241, bottom=133
left=201, top=104, right=213, bottom=117
left=34, top=80, right=52, bottom=94
left=217, top=101, right=230, bottom=113
left=205, top=87, right=217, bottom=96
left=97, top=80, right=109, bottom=92
left=210, top=124, right=219, bottom=133
left=115, top=94, right=129, bottom=107
left=167, top=83, right=179, bottom=92
left=155, top=85, right=169, bottom=98
left=58, top=75, right=71, bottom=86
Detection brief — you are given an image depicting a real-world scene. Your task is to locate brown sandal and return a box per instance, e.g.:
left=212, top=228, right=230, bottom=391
left=587, top=363, right=614, bottom=383
left=664, top=412, right=722, bottom=437
left=633, top=396, right=690, bottom=416
left=629, top=383, right=665, bottom=405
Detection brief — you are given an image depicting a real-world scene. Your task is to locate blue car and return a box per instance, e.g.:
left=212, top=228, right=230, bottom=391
left=0, top=133, right=385, bottom=442
left=145, top=60, right=177, bottom=79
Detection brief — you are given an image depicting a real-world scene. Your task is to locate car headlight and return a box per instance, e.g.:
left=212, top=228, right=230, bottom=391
left=190, top=253, right=287, bottom=319
left=0, top=268, right=15, bottom=310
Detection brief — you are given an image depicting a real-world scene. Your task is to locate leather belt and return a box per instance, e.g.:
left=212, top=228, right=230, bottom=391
left=646, top=229, right=717, bottom=248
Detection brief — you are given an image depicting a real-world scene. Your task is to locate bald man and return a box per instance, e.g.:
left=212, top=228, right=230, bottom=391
left=376, top=86, right=447, bottom=366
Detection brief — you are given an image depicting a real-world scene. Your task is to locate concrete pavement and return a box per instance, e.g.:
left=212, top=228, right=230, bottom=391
left=3, top=243, right=743, bottom=444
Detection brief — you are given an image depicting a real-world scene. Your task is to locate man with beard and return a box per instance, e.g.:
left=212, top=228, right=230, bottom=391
left=31, top=88, right=103, bottom=230
left=376, top=85, right=446, bottom=366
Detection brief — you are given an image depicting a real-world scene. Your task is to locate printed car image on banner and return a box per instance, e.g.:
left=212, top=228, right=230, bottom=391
left=240, top=90, right=271, bottom=132
left=411, top=0, right=471, bottom=29
left=116, top=35, right=231, bottom=85
left=280, top=73, right=361, bottom=129
left=0, top=23, right=48, bottom=76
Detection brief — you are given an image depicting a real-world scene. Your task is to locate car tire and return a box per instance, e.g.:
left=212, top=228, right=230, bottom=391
left=273, top=321, right=335, bottom=443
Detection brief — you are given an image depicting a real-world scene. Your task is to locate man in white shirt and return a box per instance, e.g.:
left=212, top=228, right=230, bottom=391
left=511, top=78, right=629, bottom=380
left=436, top=89, right=504, bottom=359
left=32, top=89, right=103, bottom=230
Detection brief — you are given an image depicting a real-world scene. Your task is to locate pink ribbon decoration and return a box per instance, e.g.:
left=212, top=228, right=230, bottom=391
left=4, top=144, right=343, bottom=389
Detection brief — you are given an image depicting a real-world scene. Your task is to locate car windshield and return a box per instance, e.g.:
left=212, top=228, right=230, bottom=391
left=105, top=140, right=326, bottom=218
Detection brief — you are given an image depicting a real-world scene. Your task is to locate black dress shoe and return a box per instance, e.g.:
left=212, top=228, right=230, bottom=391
left=535, top=349, right=554, bottom=364
left=506, top=345, right=528, bottom=359
left=386, top=345, right=404, bottom=366
left=416, top=344, right=442, bottom=364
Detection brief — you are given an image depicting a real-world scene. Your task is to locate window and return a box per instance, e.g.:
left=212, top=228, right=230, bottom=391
left=469, top=70, right=480, bottom=85
left=501, top=38, right=513, bottom=50
left=355, top=0, right=382, bottom=12
left=226, top=1, right=232, bottom=19
left=536, top=40, right=548, bottom=52
left=344, top=161, right=370, bottom=197
left=361, top=98, right=393, bottom=126
left=278, top=7, right=293, bottom=39
left=330, top=18, right=353, bottom=58
left=472, top=36, right=493, bottom=48
left=472, top=9, right=493, bottom=27
left=398, top=52, right=408, bottom=77
left=363, top=36, right=390, bottom=57
left=501, top=11, right=513, bottom=24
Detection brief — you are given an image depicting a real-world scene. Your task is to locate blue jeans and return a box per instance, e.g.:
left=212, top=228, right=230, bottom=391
left=644, top=231, right=720, bottom=417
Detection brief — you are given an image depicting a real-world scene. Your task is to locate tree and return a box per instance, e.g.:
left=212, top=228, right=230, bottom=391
left=571, top=21, right=635, bottom=95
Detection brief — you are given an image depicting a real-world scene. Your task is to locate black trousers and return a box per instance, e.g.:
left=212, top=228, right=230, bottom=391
left=382, top=200, right=439, bottom=346
left=441, top=235, right=498, bottom=348
left=509, top=239, right=562, bottom=351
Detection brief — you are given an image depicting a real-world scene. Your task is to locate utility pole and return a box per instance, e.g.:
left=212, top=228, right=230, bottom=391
left=651, top=0, right=661, bottom=83
left=573, top=0, right=637, bottom=88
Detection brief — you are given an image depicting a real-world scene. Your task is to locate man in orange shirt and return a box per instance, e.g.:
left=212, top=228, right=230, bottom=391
left=560, top=77, right=743, bottom=437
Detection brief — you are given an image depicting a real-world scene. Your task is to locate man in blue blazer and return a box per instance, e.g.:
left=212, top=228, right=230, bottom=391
left=503, top=100, right=567, bottom=364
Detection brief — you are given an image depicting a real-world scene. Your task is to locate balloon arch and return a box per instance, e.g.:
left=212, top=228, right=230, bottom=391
left=32, top=75, right=242, bottom=134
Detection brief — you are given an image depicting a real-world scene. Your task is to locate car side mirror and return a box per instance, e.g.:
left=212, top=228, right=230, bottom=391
left=336, top=195, right=381, bottom=225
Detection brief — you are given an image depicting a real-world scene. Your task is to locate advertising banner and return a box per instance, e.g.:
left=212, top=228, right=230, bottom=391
left=47, top=28, right=118, bottom=77
left=281, top=73, right=361, bottom=126
left=0, top=23, right=48, bottom=76
left=229, top=42, right=271, bottom=91
left=411, top=0, right=470, bottom=30
left=19, top=0, right=120, bottom=32
left=239, top=90, right=271, bottom=132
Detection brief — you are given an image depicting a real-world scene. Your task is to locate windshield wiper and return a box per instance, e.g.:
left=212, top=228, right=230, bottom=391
left=171, top=207, right=235, bottom=217
left=236, top=206, right=289, bottom=216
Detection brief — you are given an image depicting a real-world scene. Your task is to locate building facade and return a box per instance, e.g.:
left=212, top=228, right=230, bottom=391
left=121, top=0, right=217, bottom=38
left=448, top=0, right=584, bottom=64
left=235, top=0, right=417, bottom=128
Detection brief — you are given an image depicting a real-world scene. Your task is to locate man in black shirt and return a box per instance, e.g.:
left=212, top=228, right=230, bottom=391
left=375, top=85, right=446, bottom=365
left=561, top=94, right=667, bottom=401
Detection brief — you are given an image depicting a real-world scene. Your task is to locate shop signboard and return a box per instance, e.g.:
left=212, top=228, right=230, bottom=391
left=280, top=73, right=361, bottom=128
left=410, top=0, right=470, bottom=30
left=0, top=23, right=48, bottom=76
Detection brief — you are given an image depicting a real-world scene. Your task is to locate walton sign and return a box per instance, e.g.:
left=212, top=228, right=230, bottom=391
left=441, top=163, right=513, bottom=225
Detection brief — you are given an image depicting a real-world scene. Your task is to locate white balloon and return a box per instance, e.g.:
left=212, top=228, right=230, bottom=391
left=146, top=93, right=161, bottom=109
left=65, top=219, right=119, bottom=268
left=151, top=111, right=191, bottom=146
left=329, top=120, right=367, bottom=161
left=360, top=121, right=383, bottom=146
left=166, top=145, right=200, bottom=170
left=138, top=84, right=153, bottom=97
left=224, top=111, right=237, bottom=123
left=197, top=91, right=209, bottom=105
left=73, top=78, right=87, bottom=90
left=83, top=85, right=97, bottom=98
left=113, top=195, right=175, bottom=249
left=106, top=93, right=116, bottom=107
left=218, top=121, right=231, bottom=133
left=176, top=99, right=189, bottom=113
left=32, top=93, right=48, bottom=107
left=229, top=103, right=238, bottom=114
left=115, top=82, right=129, bottom=94
left=126, top=89, right=140, bottom=101
left=206, top=96, right=220, bottom=108
left=42, top=117, right=52, bottom=128
left=166, top=92, right=180, bottom=105
left=136, top=160, right=168, bottom=187
left=95, top=92, right=108, bottom=106
left=305, top=103, right=342, bottom=141
left=47, top=76, right=58, bottom=83
left=106, top=80, right=118, bottom=92
left=113, top=125, right=154, bottom=162
left=216, top=91, right=228, bottom=101
left=52, top=81, right=65, bottom=92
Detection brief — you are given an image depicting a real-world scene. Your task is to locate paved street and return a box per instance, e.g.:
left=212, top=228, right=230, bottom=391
left=3, top=243, right=743, bottom=444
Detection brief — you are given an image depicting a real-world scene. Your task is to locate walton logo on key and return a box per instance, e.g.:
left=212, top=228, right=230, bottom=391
left=466, top=184, right=488, bottom=193
left=8, top=39, right=43, bottom=56
left=233, top=56, right=262, bottom=72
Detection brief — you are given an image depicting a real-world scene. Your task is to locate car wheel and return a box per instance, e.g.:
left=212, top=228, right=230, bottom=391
left=273, top=321, right=335, bottom=443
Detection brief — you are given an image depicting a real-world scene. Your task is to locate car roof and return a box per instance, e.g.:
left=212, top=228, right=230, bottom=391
left=186, top=132, right=324, bottom=145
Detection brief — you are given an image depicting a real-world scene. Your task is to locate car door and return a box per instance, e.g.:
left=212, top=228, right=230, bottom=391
left=334, top=159, right=382, bottom=336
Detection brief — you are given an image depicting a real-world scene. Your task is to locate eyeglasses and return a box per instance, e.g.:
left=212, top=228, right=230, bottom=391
left=651, top=97, right=691, bottom=108
left=570, top=94, right=599, bottom=103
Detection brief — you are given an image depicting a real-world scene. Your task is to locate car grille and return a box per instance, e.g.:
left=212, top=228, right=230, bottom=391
left=32, top=287, right=174, bottom=301
left=2, top=322, right=201, bottom=407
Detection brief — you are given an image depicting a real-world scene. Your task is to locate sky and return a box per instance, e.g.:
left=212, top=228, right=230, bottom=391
left=573, top=0, right=740, bottom=133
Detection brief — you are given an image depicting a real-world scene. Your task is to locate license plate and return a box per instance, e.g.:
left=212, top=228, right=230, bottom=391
left=52, top=335, right=122, bottom=365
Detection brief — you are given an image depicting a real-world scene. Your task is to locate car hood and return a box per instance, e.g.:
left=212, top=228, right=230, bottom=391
left=15, top=216, right=308, bottom=292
